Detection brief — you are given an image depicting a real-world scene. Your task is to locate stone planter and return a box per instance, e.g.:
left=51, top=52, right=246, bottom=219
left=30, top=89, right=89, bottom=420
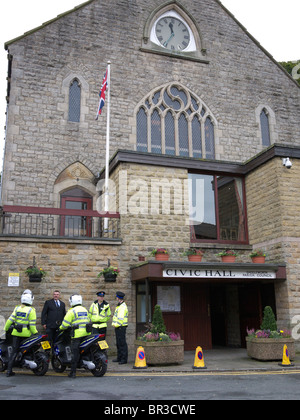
left=246, top=337, right=295, bottom=361
left=134, top=340, right=184, bottom=365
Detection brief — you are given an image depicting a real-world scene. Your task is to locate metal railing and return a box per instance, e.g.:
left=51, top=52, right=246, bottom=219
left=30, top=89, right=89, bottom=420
left=0, top=206, right=121, bottom=240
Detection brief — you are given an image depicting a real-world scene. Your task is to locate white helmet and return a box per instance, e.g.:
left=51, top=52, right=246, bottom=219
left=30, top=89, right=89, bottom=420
left=21, top=289, right=34, bottom=305
left=69, top=294, right=82, bottom=307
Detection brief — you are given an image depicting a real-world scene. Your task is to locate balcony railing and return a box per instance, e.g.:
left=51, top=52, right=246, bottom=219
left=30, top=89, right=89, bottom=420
left=0, top=205, right=120, bottom=240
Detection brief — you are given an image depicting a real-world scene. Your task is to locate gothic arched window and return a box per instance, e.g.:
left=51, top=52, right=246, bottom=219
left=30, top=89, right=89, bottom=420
left=260, top=108, right=271, bottom=147
left=136, top=83, right=216, bottom=159
left=68, top=79, right=81, bottom=122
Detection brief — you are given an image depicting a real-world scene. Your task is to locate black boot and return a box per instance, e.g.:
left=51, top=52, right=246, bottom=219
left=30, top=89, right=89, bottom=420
left=68, top=370, right=76, bottom=378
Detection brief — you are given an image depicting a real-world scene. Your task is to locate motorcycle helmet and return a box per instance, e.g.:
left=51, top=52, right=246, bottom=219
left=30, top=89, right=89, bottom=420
left=21, top=289, right=34, bottom=305
left=69, top=294, right=82, bottom=307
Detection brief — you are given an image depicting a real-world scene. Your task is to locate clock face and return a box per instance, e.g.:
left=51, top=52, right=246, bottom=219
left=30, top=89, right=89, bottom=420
left=155, top=16, right=191, bottom=52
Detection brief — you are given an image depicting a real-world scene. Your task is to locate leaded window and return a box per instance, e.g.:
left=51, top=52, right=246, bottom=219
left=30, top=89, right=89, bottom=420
left=260, top=109, right=271, bottom=147
left=68, top=79, right=81, bottom=122
left=136, top=83, right=216, bottom=159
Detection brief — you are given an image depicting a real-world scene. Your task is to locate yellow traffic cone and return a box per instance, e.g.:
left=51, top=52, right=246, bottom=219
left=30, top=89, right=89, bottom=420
left=278, top=344, right=294, bottom=367
left=133, top=346, right=147, bottom=369
left=192, top=346, right=207, bottom=370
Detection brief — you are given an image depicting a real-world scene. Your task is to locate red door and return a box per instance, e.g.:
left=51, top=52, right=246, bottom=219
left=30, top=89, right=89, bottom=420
left=183, top=284, right=212, bottom=350
left=60, top=196, right=92, bottom=237
left=239, top=285, right=262, bottom=348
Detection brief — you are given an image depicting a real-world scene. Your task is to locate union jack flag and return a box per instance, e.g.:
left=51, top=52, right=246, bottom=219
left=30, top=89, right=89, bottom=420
left=95, top=68, right=108, bottom=120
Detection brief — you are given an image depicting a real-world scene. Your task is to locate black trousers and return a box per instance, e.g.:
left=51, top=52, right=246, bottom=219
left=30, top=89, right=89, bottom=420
left=115, top=326, right=128, bottom=363
left=70, top=338, right=82, bottom=373
left=7, top=336, right=22, bottom=373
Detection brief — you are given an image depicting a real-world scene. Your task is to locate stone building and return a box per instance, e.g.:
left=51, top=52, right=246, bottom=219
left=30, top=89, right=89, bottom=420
left=0, top=0, right=299, bottom=354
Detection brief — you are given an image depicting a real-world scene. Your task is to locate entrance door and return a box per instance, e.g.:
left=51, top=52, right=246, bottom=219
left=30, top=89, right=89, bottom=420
left=183, top=284, right=212, bottom=350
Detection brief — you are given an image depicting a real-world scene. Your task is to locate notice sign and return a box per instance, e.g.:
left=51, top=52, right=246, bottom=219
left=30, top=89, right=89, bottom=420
left=157, top=286, right=181, bottom=312
left=8, top=273, right=20, bottom=287
left=163, top=268, right=276, bottom=280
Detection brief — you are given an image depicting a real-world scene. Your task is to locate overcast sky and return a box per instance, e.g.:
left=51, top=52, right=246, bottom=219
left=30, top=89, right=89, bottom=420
left=0, top=0, right=299, bottom=170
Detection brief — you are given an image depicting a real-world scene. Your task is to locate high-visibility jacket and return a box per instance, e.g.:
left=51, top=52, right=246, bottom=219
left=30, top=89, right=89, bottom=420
left=5, top=304, right=38, bottom=338
left=89, top=301, right=111, bottom=329
left=112, top=302, right=128, bottom=328
left=60, top=305, right=91, bottom=339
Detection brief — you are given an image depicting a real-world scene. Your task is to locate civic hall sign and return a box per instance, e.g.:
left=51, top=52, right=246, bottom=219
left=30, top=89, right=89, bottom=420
left=163, top=268, right=276, bottom=280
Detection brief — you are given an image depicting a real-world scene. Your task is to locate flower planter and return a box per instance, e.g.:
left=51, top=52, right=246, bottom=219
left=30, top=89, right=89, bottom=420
left=103, top=273, right=117, bottom=282
left=251, top=256, right=266, bottom=264
left=188, top=255, right=202, bottom=262
left=221, top=255, right=236, bottom=263
left=155, top=253, right=169, bottom=261
left=29, top=274, right=42, bottom=283
left=134, top=340, right=184, bottom=365
left=246, top=337, right=295, bottom=361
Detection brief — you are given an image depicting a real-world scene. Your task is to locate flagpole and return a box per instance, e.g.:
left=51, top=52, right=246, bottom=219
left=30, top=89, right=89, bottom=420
left=104, top=61, right=111, bottom=231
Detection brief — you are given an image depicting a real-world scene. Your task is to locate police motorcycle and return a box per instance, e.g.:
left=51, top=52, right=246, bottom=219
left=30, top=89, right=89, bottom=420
left=51, top=325, right=108, bottom=377
left=0, top=328, right=50, bottom=376
left=0, top=289, right=50, bottom=376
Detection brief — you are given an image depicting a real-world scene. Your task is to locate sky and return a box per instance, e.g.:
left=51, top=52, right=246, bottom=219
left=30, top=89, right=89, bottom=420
left=0, top=0, right=299, bottom=171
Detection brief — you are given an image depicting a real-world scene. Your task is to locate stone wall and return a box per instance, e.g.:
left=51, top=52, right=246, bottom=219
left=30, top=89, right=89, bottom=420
left=0, top=238, right=125, bottom=354
left=246, top=157, right=300, bottom=329
left=2, top=0, right=299, bottom=207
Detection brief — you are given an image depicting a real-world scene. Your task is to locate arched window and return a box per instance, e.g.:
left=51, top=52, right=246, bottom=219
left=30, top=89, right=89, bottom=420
left=136, top=83, right=216, bottom=159
left=68, top=79, right=81, bottom=122
left=260, top=109, right=271, bottom=147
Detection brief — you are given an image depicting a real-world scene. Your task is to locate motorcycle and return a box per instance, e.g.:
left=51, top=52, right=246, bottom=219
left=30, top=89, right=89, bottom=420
left=0, top=328, right=50, bottom=376
left=51, top=328, right=108, bottom=377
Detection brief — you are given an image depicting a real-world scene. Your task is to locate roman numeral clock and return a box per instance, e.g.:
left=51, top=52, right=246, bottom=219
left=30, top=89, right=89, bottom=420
left=149, top=10, right=196, bottom=54
left=155, top=16, right=190, bottom=51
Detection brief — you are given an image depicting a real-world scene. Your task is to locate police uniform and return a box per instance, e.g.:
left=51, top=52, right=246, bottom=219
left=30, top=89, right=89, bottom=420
left=112, top=291, right=128, bottom=364
left=60, top=301, right=91, bottom=378
left=5, top=299, right=38, bottom=376
left=89, top=291, right=111, bottom=337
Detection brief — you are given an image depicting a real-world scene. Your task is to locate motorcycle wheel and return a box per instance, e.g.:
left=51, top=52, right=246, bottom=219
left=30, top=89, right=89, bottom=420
left=0, top=358, right=7, bottom=372
left=32, top=352, right=49, bottom=376
left=91, top=350, right=107, bottom=377
left=51, top=354, right=67, bottom=373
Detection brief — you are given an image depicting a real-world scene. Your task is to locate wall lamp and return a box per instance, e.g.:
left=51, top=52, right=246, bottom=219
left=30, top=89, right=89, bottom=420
left=282, top=157, right=292, bottom=169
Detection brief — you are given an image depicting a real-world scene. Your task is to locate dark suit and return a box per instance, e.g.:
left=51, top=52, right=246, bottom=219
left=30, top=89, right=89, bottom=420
left=41, top=299, right=66, bottom=343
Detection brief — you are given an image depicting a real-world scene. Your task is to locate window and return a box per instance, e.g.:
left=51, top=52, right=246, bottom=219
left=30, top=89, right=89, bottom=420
left=189, top=174, right=247, bottom=243
left=260, top=109, right=271, bottom=147
left=68, top=79, right=81, bottom=122
left=136, top=83, right=216, bottom=159
left=60, top=188, right=92, bottom=237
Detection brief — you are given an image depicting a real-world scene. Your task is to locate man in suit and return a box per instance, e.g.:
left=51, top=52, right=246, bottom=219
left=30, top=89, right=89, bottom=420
left=41, top=290, right=66, bottom=344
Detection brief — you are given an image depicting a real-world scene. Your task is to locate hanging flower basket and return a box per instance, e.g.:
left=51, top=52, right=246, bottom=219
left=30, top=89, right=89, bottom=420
left=25, top=261, right=46, bottom=283
left=28, top=274, right=43, bottom=283
left=98, top=266, right=119, bottom=283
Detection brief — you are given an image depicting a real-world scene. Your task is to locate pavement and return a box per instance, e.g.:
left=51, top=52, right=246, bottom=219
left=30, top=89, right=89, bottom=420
left=106, top=348, right=300, bottom=374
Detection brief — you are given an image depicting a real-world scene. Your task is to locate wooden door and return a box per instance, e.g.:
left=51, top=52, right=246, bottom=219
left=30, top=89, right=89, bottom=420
left=183, top=284, right=212, bottom=350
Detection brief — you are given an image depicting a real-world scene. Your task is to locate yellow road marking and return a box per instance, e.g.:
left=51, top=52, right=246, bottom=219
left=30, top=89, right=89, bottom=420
left=2, top=369, right=300, bottom=378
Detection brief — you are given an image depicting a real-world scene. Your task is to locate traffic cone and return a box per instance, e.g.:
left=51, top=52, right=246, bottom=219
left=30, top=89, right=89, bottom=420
left=133, top=346, right=147, bottom=369
left=192, top=346, right=207, bottom=370
left=278, top=344, right=294, bottom=367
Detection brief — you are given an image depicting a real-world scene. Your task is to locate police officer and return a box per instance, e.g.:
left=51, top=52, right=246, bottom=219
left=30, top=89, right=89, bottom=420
left=4, top=290, right=38, bottom=377
left=59, top=294, right=91, bottom=378
left=112, top=291, right=128, bottom=365
left=89, top=291, right=111, bottom=337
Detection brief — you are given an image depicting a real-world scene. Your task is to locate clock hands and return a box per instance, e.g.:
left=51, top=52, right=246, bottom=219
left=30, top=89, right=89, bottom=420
left=163, top=22, right=175, bottom=48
